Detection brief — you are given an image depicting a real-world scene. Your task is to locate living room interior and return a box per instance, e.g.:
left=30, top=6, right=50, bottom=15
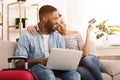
left=0, top=0, right=120, bottom=80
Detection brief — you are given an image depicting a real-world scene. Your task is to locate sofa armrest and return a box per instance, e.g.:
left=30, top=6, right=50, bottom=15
left=100, top=60, right=120, bottom=76
left=0, top=40, right=17, bottom=70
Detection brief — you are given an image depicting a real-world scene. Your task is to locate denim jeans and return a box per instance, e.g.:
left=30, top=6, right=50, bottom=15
left=78, top=66, right=96, bottom=80
left=77, top=54, right=103, bottom=80
left=30, top=64, right=80, bottom=80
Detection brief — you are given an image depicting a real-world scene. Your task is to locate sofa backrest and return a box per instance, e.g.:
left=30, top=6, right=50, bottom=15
left=0, top=40, right=17, bottom=70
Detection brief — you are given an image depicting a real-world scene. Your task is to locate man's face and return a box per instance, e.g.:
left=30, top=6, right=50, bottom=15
left=46, top=11, right=60, bottom=30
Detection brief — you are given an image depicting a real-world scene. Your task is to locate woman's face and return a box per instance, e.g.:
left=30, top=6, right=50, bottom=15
left=54, top=17, right=67, bottom=34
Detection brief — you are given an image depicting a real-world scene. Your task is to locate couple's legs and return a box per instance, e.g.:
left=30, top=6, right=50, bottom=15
left=78, top=54, right=103, bottom=80
left=30, top=64, right=80, bottom=80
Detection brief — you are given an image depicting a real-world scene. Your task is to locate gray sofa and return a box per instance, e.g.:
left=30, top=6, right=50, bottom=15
left=0, top=40, right=120, bottom=80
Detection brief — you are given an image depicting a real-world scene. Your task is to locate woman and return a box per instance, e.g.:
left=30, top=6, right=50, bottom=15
left=27, top=15, right=103, bottom=80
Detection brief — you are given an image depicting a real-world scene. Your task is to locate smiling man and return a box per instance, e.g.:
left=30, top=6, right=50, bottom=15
left=15, top=5, right=80, bottom=80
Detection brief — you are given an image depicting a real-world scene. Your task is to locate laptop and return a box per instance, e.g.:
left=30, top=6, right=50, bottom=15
left=46, top=48, right=83, bottom=70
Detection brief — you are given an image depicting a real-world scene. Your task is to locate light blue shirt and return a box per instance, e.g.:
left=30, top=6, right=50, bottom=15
left=15, top=26, right=65, bottom=59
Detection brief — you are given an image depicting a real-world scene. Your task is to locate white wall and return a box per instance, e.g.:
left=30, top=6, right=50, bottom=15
left=70, top=0, right=96, bottom=40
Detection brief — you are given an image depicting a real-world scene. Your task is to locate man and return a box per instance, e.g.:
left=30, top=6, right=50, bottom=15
left=15, top=5, right=80, bottom=80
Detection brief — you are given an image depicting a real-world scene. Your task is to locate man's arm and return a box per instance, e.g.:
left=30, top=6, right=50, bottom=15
left=15, top=58, right=48, bottom=68
left=15, top=33, right=48, bottom=68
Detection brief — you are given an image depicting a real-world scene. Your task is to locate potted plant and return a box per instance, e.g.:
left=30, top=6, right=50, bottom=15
left=95, top=19, right=120, bottom=46
left=15, top=18, right=28, bottom=29
left=95, top=19, right=115, bottom=40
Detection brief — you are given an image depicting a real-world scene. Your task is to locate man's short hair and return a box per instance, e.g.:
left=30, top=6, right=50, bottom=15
left=39, top=5, right=57, bottom=21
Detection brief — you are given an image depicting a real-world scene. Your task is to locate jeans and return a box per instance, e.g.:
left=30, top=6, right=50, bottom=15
left=77, top=54, right=103, bottom=80
left=30, top=64, right=80, bottom=80
left=78, top=66, right=96, bottom=80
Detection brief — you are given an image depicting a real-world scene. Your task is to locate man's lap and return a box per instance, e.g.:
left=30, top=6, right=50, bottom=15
left=30, top=64, right=80, bottom=80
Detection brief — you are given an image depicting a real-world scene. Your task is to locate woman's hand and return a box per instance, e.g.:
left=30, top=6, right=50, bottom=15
left=27, top=26, right=37, bottom=35
left=87, top=23, right=93, bottom=33
left=82, top=24, right=93, bottom=57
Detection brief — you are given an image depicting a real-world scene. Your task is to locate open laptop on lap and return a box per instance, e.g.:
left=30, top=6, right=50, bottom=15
left=46, top=48, right=83, bottom=70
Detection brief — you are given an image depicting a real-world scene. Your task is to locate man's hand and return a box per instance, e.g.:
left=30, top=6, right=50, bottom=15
left=37, top=58, right=48, bottom=66
left=27, top=26, right=37, bottom=35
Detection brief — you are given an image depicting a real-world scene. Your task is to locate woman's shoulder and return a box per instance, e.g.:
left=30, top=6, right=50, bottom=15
left=64, top=30, right=79, bottom=37
left=70, top=31, right=83, bottom=38
left=70, top=30, right=82, bottom=36
left=72, top=31, right=79, bottom=34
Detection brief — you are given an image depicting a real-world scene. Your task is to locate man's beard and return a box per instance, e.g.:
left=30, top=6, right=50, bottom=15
left=45, top=21, right=55, bottom=34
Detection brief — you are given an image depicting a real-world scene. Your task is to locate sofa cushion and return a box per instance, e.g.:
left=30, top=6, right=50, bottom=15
left=102, top=72, right=112, bottom=80
left=113, top=74, right=120, bottom=80
left=0, top=40, right=17, bottom=70
left=100, top=60, right=120, bottom=76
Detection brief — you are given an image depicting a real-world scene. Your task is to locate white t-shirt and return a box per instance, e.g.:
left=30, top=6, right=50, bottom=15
left=43, top=35, right=50, bottom=58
